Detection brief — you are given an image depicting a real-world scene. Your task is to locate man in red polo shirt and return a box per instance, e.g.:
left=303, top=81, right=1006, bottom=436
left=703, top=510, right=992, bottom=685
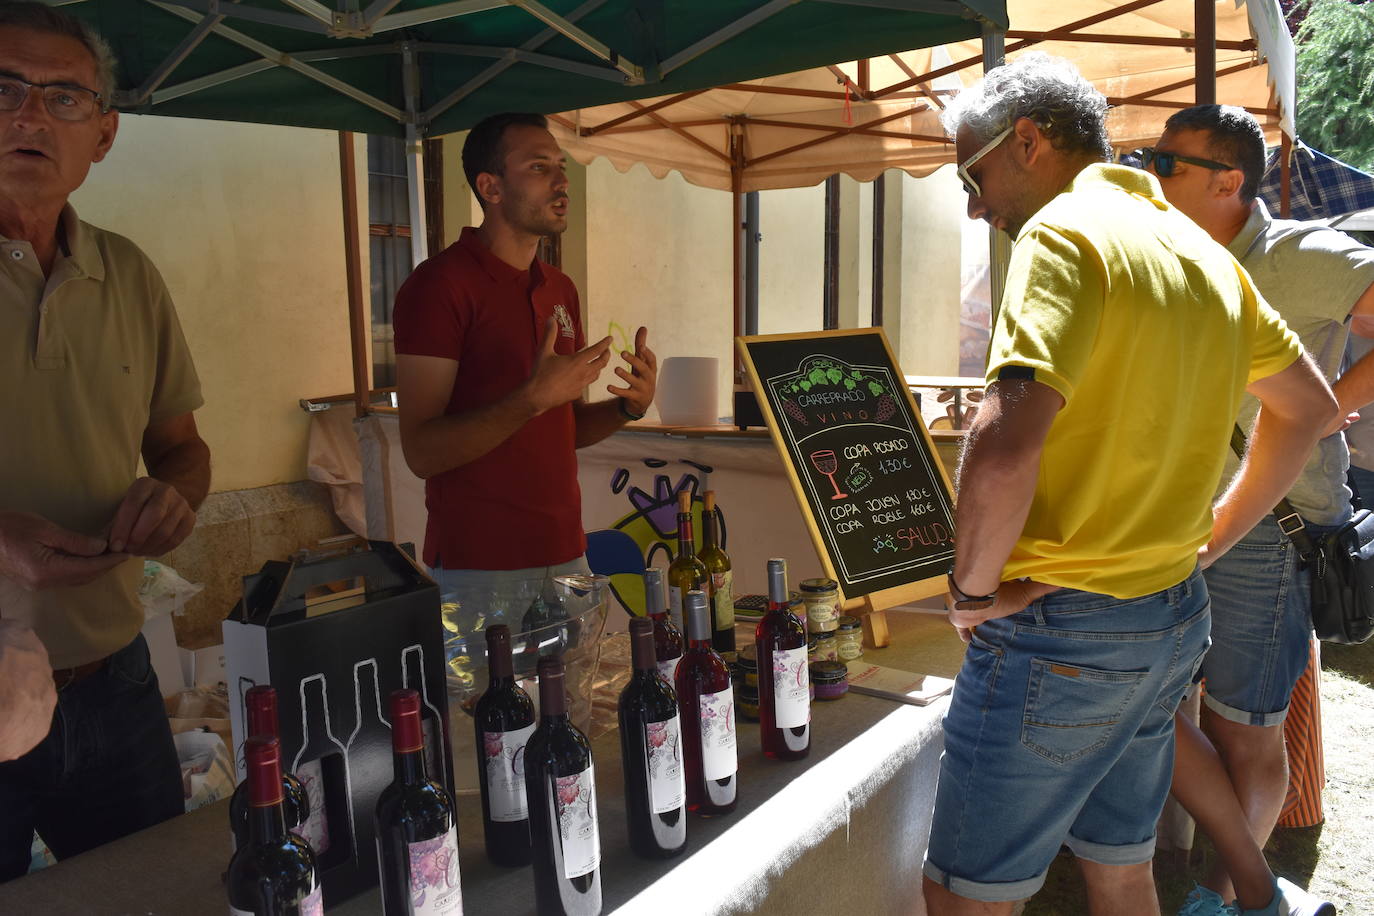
left=393, top=112, right=656, bottom=624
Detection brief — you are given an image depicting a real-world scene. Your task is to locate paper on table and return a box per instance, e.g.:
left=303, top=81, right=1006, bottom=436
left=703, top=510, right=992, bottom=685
left=844, top=661, right=954, bottom=706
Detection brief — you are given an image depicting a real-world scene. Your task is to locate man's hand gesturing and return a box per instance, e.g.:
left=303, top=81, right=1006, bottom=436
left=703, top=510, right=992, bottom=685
left=524, top=317, right=613, bottom=415
left=606, top=325, right=657, bottom=418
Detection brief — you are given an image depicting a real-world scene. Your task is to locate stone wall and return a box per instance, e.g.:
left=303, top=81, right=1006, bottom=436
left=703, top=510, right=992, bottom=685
left=162, top=481, right=349, bottom=650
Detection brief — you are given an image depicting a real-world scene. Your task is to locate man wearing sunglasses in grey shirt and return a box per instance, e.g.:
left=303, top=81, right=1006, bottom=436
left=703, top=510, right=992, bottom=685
left=1143, top=104, right=1374, bottom=916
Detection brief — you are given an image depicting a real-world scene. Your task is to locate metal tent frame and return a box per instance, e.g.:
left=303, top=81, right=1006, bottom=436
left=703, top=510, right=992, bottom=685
left=55, top=0, right=1010, bottom=413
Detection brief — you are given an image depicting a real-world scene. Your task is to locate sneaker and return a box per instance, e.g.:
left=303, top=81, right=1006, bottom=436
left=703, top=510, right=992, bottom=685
left=1180, top=883, right=1240, bottom=916
left=1237, top=877, right=1336, bottom=916
left=1275, top=877, right=1336, bottom=916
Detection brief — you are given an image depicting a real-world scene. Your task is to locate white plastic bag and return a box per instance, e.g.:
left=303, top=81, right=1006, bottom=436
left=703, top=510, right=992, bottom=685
left=139, top=560, right=204, bottom=620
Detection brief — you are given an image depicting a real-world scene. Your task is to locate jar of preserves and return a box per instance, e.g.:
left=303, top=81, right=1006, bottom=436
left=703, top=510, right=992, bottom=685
left=808, top=630, right=838, bottom=663
left=835, top=615, right=863, bottom=661
left=800, top=578, right=839, bottom=634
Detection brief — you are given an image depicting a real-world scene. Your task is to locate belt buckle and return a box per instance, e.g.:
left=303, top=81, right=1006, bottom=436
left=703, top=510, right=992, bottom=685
left=1277, top=512, right=1305, bottom=537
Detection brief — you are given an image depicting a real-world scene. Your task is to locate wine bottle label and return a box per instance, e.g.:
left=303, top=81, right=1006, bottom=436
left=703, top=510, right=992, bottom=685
left=483, top=723, right=536, bottom=822
left=234, top=883, right=325, bottom=916
left=554, top=765, right=600, bottom=880
left=711, top=571, right=735, bottom=630
left=771, top=646, right=811, bottom=729
left=667, top=585, right=684, bottom=628
left=295, top=760, right=330, bottom=855
left=698, top=687, right=737, bottom=781
left=645, top=715, right=685, bottom=814
left=407, top=827, right=464, bottom=914
left=655, top=652, right=682, bottom=687
left=300, top=885, right=324, bottom=916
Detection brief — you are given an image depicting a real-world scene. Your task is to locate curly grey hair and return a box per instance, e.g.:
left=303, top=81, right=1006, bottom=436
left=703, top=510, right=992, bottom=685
left=0, top=0, right=119, bottom=107
left=941, top=53, right=1111, bottom=162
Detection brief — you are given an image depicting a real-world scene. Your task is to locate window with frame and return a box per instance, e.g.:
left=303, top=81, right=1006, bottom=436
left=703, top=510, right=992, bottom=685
left=367, top=134, right=444, bottom=388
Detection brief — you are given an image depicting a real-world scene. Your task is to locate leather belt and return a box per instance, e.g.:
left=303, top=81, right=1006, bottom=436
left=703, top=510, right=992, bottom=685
left=52, top=658, right=108, bottom=691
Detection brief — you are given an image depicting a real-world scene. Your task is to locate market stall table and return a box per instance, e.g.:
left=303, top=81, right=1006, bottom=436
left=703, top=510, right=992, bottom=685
left=0, top=611, right=965, bottom=915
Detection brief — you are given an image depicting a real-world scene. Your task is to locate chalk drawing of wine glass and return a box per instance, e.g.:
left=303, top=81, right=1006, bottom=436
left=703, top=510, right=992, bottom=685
left=809, top=449, right=848, bottom=500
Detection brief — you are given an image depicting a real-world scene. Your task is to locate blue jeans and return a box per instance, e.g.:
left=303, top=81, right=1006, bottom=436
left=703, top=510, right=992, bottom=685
left=923, top=568, right=1210, bottom=903
left=0, top=633, right=183, bottom=882
left=1199, top=515, right=1335, bottom=727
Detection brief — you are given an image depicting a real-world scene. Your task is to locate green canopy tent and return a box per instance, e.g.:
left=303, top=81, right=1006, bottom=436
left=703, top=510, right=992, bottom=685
left=64, top=0, right=1007, bottom=136
left=56, top=0, right=1010, bottom=413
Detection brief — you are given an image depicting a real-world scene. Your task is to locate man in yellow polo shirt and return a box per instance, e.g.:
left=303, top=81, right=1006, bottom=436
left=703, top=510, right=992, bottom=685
left=922, top=54, right=1335, bottom=916
left=0, top=3, right=210, bottom=880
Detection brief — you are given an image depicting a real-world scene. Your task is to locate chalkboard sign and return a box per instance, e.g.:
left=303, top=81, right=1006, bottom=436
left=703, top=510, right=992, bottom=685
left=737, top=329, right=956, bottom=607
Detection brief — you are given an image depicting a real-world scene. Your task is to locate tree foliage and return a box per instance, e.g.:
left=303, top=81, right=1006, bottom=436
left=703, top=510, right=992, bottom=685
left=1294, top=0, right=1374, bottom=171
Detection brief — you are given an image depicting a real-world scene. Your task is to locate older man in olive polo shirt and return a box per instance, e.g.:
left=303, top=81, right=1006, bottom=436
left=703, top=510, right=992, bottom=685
left=0, top=2, right=211, bottom=881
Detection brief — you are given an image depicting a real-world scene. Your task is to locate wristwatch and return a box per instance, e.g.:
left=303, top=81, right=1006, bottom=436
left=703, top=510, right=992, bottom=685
left=946, top=573, right=997, bottom=611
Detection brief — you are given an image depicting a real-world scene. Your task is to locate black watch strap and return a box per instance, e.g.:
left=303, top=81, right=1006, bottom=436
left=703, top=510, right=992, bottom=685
left=947, top=573, right=997, bottom=610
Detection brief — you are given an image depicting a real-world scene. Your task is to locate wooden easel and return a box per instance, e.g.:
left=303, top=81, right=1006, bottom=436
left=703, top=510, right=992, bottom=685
left=736, top=328, right=957, bottom=651
left=842, top=578, right=948, bottom=648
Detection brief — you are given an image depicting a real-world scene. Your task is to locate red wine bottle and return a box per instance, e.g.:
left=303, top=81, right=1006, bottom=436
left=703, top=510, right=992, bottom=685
left=374, top=689, right=464, bottom=916
left=474, top=625, right=536, bottom=867
left=755, top=558, right=810, bottom=760
left=644, top=567, right=684, bottom=686
left=226, top=736, right=323, bottom=916
left=525, top=655, right=602, bottom=916
left=232, top=686, right=308, bottom=850
left=674, top=590, right=737, bottom=816
left=619, top=617, right=687, bottom=859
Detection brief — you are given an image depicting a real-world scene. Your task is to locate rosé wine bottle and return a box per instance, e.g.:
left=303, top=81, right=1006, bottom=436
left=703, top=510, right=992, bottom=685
left=755, top=558, right=810, bottom=760
left=675, top=590, right=737, bottom=816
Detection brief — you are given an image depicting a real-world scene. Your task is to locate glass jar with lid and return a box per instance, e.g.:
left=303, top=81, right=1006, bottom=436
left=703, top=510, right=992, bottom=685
left=800, top=578, right=839, bottom=634
left=835, top=615, right=863, bottom=661
left=808, top=630, right=838, bottom=663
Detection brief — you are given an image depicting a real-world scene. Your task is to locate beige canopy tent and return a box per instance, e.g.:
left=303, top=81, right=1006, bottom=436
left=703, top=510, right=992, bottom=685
left=549, top=0, right=1297, bottom=347
left=550, top=0, right=1296, bottom=192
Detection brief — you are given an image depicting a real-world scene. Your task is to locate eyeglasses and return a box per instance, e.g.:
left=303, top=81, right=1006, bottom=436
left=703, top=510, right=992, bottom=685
left=0, top=75, right=106, bottom=122
left=956, top=124, right=1013, bottom=198
left=1132, top=147, right=1235, bottom=179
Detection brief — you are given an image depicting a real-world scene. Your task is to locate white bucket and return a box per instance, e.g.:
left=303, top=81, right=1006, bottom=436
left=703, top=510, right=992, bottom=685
left=657, top=356, right=720, bottom=426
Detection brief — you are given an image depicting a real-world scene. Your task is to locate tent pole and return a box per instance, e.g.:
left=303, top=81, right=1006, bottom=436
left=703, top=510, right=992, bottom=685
left=732, top=167, right=744, bottom=380
left=1194, top=0, right=1216, bottom=104
left=402, top=41, right=429, bottom=267
left=405, top=123, right=430, bottom=267
left=339, top=131, right=371, bottom=419
left=982, top=26, right=1009, bottom=324
left=731, top=120, right=746, bottom=381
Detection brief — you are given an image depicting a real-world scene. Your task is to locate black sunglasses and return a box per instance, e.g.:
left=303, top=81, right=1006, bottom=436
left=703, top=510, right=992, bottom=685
left=1131, top=147, right=1236, bottom=178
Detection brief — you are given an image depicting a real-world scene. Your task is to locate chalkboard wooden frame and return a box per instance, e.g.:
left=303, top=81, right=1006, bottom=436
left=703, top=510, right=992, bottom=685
left=736, top=328, right=957, bottom=642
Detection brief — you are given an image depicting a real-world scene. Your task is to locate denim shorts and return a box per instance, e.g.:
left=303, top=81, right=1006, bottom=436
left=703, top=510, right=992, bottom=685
left=1199, top=515, right=1334, bottom=727
left=923, top=568, right=1210, bottom=903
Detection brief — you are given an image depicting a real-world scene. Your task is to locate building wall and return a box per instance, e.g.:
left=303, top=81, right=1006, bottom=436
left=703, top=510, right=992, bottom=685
left=757, top=183, right=826, bottom=336
left=70, top=114, right=357, bottom=492
left=896, top=165, right=966, bottom=377
left=582, top=159, right=735, bottom=422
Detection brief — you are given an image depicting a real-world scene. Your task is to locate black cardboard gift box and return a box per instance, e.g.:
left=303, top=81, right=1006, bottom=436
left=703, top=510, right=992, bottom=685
left=223, top=539, right=454, bottom=906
